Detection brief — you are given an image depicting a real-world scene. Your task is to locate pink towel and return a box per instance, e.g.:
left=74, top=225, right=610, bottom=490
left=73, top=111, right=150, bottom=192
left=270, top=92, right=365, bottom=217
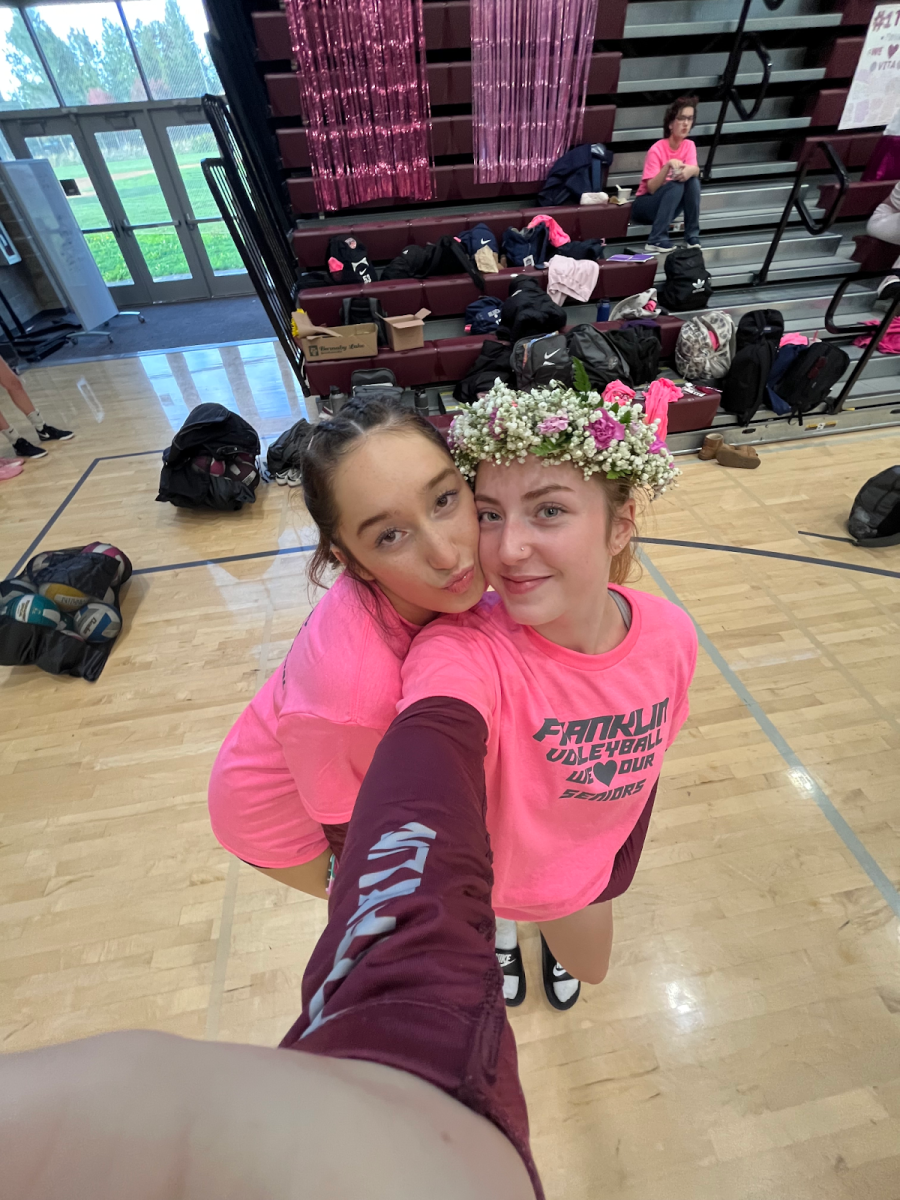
left=854, top=317, right=900, bottom=355
left=779, top=332, right=809, bottom=347
left=643, top=378, right=682, bottom=443
left=526, top=214, right=571, bottom=247
left=547, top=255, right=599, bottom=305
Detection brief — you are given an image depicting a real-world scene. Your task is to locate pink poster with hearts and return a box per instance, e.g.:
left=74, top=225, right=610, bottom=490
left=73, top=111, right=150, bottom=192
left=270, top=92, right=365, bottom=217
left=840, top=2, right=900, bottom=129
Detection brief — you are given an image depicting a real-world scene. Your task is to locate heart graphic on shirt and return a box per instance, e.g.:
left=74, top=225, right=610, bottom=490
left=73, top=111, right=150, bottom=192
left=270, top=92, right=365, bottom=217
left=593, top=760, right=618, bottom=787
left=888, top=43, right=898, bottom=57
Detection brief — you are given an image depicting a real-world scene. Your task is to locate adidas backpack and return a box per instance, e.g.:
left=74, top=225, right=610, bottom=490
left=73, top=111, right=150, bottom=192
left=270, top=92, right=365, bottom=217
left=674, top=311, right=735, bottom=381
left=566, top=324, right=631, bottom=389
left=465, top=296, right=502, bottom=335
left=659, top=246, right=712, bottom=312
left=847, top=465, right=900, bottom=546
left=340, top=295, right=389, bottom=347
left=511, top=332, right=573, bottom=390
left=776, top=342, right=850, bottom=417
left=327, top=234, right=373, bottom=284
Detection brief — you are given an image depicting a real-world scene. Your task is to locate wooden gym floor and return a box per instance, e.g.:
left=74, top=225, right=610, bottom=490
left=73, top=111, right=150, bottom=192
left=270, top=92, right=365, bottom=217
left=1, top=342, right=899, bottom=1200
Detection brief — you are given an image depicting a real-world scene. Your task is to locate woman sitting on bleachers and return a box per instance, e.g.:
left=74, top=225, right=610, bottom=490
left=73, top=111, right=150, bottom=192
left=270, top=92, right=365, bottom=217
left=631, top=95, right=701, bottom=255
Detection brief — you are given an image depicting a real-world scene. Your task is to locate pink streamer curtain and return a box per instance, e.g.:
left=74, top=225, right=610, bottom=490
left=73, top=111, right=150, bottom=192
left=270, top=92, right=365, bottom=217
left=471, top=0, right=599, bottom=183
left=285, top=0, right=434, bottom=211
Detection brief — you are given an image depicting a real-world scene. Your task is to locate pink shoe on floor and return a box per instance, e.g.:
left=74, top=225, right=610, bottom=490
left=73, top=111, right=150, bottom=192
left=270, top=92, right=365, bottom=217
left=0, top=459, right=24, bottom=480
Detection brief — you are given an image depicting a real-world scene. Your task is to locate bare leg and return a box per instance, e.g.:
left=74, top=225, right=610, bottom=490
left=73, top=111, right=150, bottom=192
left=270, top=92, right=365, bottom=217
left=0, top=1031, right=533, bottom=1200
left=538, top=899, right=614, bottom=985
left=252, top=846, right=331, bottom=899
left=0, top=353, right=37, bottom=418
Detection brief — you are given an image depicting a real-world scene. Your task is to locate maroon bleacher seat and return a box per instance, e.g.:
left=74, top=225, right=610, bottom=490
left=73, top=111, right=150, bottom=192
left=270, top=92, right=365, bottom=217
left=586, top=52, right=621, bottom=94
left=464, top=210, right=524, bottom=239
left=576, top=204, right=631, bottom=240
left=435, top=336, right=496, bottom=380
left=427, top=61, right=472, bottom=106
left=276, top=128, right=309, bottom=170
left=851, top=234, right=900, bottom=273
left=265, top=73, right=303, bottom=118
left=596, top=260, right=658, bottom=299
left=798, top=132, right=882, bottom=170
left=805, top=88, right=849, bottom=128
left=252, top=11, right=291, bottom=60
left=423, top=276, right=481, bottom=316
left=422, top=1, right=470, bottom=50
left=410, top=215, right=468, bottom=246
left=350, top=220, right=411, bottom=261
left=818, top=179, right=898, bottom=218
left=304, top=344, right=439, bottom=395
left=293, top=226, right=334, bottom=272
left=823, top=36, right=863, bottom=78
left=299, top=280, right=425, bottom=325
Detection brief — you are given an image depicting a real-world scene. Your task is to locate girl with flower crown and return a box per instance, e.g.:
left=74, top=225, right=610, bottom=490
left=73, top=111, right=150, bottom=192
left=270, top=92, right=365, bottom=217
left=397, top=379, right=697, bottom=1009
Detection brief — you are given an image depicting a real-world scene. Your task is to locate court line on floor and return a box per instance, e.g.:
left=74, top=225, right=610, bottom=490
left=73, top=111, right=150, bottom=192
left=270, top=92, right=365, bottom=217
left=641, top=549, right=900, bottom=921
left=132, top=545, right=316, bottom=576
left=637, top=536, right=900, bottom=581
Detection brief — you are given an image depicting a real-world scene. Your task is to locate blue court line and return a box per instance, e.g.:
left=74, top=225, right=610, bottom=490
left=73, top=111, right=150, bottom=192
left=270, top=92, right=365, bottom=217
left=636, top=537, right=900, bottom=582
left=131, top=545, right=315, bottom=576
left=641, top=549, right=900, bottom=922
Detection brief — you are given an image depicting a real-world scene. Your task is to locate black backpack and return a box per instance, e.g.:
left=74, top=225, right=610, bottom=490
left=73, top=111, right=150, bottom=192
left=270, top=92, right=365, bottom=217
left=349, top=367, right=406, bottom=408
left=381, top=244, right=430, bottom=280
left=511, top=333, right=573, bottom=390
left=453, top=339, right=514, bottom=405
left=422, top=235, right=484, bottom=287
left=605, top=326, right=660, bottom=385
left=736, top=308, right=784, bottom=351
left=466, top=296, right=502, bottom=334
left=720, top=341, right=778, bottom=425
left=658, top=247, right=712, bottom=312
left=566, top=324, right=630, bottom=389
left=502, top=225, right=551, bottom=269
left=157, top=403, right=260, bottom=512
left=340, top=295, right=389, bottom=347
left=847, top=465, right=900, bottom=546
left=777, top=342, right=850, bottom=416
left=498, top=276, right=566, bottom=343
left=550, top=238, right=606, bottom=261
left=327, top=234, right=373, bottom=284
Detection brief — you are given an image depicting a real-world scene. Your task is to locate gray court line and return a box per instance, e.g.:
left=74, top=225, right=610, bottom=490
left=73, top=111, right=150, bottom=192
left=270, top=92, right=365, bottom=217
left=640, top=549, right=900, bottom=921
left=204, top=855, right=240, bottom=1041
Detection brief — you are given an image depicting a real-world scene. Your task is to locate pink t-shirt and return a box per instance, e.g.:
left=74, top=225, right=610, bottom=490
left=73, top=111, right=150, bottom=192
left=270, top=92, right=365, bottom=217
left=635, top=138, right=698, bottom=197
left=209, top=572, right=418, bottom=869
left=399, top=587, right=697, bottom=922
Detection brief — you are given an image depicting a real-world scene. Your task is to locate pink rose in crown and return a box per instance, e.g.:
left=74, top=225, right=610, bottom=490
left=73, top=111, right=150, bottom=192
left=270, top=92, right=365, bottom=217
left=601, top=379, right=635, bottom=406
left=586, top=408, right=625, bottom=450
left=649, top=436, right=667, bottom=454
left=538, top=414, right=569, bottom=435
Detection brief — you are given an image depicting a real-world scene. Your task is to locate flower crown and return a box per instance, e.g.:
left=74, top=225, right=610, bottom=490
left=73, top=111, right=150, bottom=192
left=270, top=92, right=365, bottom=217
left=449, top=380, right=679, bottom=497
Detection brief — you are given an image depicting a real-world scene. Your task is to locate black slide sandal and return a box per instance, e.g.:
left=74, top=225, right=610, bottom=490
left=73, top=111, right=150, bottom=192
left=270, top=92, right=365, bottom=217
left=496, top=943, right=526, bottom=1007
left=540, top=934, right=581, bottom=1011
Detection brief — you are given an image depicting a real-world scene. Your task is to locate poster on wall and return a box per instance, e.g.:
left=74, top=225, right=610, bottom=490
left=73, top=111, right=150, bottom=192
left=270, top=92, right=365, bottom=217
left=839, top=2, right=900, bottom=129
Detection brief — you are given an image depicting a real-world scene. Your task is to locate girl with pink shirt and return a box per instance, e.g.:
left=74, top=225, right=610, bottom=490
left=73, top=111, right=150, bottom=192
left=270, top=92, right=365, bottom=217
left=631, top=94, right=702, bottom=254
left=208, top=398, right=485, bottom=897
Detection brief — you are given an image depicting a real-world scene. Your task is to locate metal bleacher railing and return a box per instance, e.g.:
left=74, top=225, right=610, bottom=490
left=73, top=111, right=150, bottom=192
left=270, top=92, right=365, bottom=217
left=825, top=278, right=900, bottom=412
left=701, top=0, right=787, bottom=184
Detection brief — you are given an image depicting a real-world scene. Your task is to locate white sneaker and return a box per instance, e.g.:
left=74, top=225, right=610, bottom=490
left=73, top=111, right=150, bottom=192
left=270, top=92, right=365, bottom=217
left=644, top=243, right=675, bottom=254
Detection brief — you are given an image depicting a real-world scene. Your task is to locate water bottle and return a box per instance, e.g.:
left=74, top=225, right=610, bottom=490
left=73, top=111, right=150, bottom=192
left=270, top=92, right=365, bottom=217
left=596, top=300, right=611, bottom=323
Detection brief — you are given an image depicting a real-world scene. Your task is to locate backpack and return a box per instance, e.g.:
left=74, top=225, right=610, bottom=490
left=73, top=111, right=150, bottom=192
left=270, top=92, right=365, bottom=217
left=457, top=223, right=499, bottom=258
left=720, top=340, right=778, bottom=424
left=735, top=308, right=784, bottom=351
left=381, top=244, right=430, bottom=280
left=776, top=342, right=850, bottom=416
left=422, top=235, right=484, bottom=287
left=847, top=465, right=900, bottom=546
left=349, top=367, right=406, bottom=408
left=502, top=225, right=550, bottom=269
left=605, top=326, right=660, bottom=385
left=157, top=403, right=260, bottom=511
left=674, top=311, right=735, bottom=381
left=498, top=275, right=566, bottom=343
left=267, top=418, right=313, bottom=476
left=511, top=332, right=573, bottom=390
left=465, top=296, right=502, bottom=335
left=566, top=324, right=630, bottom=389
left=453, top=339, right=514, bottom=405
left=550, top=238, right=605, bottom=261
left=766, top=342, right=805, bottom=415
left=340, top=295, right=389, bottom=347
left=327, top=234, right=373, bottom=284
left=659, top=247, right=712, bottom=312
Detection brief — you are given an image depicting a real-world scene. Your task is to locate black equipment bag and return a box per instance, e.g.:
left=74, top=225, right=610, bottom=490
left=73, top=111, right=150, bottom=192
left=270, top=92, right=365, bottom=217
left=511, top=332, right=573, bottom=390
left=498, top=275, right=567, bottom=344
left=566, top=324, right=630, bottom=389
left=340, top=295, right=389, bottom=347
left=777, top=342, right=850, bottom=415
left=658, top=247, right=712, bottom=312
left=847, top=465, right=900, bottom=546
left=720, top=341, right=778, bottom=425
left=550, top=238, right=606, bottom=261
left=267, top=418, right=313, bottom=475
left=453, top=339, right=514, bottom=405
left=0, top=543, right=132, bottom=682
left=735, top=308, right=784, bottom=351
left=604, top=326, right=660, bottom=385
left=157, top=403, right=261, bottom=511
left=381, top=245, right=430, bottom=280
left=327, top=233, right=373, bottom=284
left=381, top=238, right=483, bottom=289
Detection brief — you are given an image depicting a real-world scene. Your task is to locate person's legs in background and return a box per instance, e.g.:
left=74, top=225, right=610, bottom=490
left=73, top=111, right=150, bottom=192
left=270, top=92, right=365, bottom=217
left=681, top=174, right=702, bottom=245
left=631, top=180, right=686, bottom=250
left=0, top=354, right=72, bottom=460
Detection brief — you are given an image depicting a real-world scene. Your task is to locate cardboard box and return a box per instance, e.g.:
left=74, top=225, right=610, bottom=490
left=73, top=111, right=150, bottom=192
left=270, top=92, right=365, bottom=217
left=292, top=310, right=378, bottom=361
left=383, top=308, right=430, bottom=352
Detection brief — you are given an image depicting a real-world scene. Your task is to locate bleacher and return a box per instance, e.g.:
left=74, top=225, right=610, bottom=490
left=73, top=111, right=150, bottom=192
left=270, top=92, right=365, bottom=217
left=244, top=0, right=899, bottom=451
